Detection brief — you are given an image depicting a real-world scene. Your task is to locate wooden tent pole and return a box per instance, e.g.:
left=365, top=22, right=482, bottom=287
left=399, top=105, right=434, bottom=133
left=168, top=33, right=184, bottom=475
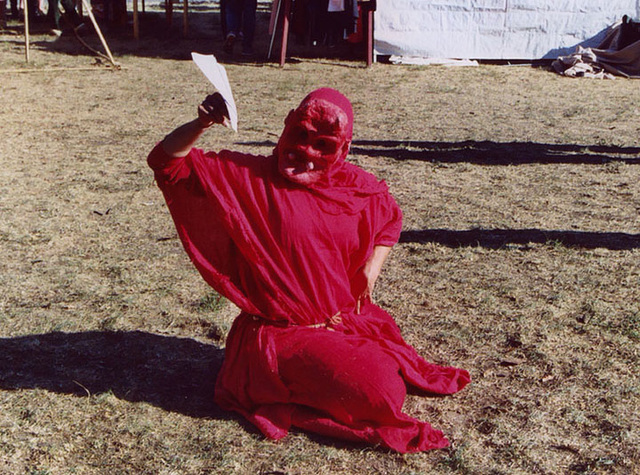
left=166, top=0, right=172, bottom=27
left=279, top=0, right=291, bottom=66
left=80, top=0, right=117, bottom=66
left=267, top=0, right=281, bottom=59
left=24, top=0, right=30, bottom=62
left=133, top=0, right=139, bottom=39
left=366, top=0, right=374, bottom=66
left=183, top=0, right=188, bottom=36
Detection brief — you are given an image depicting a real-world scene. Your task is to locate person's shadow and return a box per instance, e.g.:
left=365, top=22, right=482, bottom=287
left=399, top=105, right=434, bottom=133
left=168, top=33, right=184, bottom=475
left=350, top=140, right=640, bottom=165
left=0, top=330, right=226, bottom=418
left=400, top=228, right=640, bottom=250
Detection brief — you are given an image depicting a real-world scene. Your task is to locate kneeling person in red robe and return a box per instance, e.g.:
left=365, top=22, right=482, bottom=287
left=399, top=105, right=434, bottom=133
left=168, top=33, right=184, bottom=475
left=147, top=88, right=470, bottom=452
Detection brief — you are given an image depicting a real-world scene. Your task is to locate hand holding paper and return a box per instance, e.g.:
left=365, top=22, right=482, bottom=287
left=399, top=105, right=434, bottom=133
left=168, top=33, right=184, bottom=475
left=197, top=93, right=229, bottom=128
left=191, top=52, right=238, bottom=132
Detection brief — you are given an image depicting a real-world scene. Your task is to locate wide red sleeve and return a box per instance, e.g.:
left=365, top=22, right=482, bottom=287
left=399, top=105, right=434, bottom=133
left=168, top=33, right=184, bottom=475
left=371, top=189, right=403, bottom=247
left=147, top=142, right=193, bottom=185
left=147, top=143, right=262, bottom=315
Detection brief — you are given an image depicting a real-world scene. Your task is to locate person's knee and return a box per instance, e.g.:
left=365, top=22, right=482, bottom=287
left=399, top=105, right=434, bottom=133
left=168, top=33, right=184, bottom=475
left=277, top=335, right=406, bottom=423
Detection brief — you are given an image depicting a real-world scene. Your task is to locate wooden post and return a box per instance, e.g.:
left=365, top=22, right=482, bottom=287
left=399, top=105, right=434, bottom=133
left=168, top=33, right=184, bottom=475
left=366, top=1, right=374, bottom=66
left=183, top=0, right=188, bottom=36
left=267, top=0, right=281, bottom=59
left=166, top=0, right=172, bottom=28
left=81, top=0, right=117, bottom=66
left=279, top=0, right=291, bottom=67
left=24, top=0, right=30, bottom=63
left=0, top=0, right=6, bottom=28
left=133, top=0, right=139, bottom=39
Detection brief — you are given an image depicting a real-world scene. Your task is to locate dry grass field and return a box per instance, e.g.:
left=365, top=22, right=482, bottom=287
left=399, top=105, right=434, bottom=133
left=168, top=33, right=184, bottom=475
left=1, top=4, right=639, bottom=474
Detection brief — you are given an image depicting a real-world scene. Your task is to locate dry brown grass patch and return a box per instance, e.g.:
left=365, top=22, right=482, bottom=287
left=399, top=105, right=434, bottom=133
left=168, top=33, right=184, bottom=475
left=2, top=6, right=639, bottom=474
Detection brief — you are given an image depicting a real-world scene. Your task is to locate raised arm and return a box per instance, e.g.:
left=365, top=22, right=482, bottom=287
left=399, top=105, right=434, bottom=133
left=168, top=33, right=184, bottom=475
left=161, top=93, right=229, bottom=157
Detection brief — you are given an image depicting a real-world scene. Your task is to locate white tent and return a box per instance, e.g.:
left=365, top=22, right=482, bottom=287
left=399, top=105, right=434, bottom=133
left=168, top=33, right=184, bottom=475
left=374, top=0, right=640, bottom=61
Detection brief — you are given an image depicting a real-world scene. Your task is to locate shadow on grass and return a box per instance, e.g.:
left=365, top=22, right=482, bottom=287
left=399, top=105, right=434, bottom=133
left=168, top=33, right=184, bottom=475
left=351, top=140, right=640, bottom=165
left=236, top=140, right=640, bottom=165
left=401, top=228, right=640, bottom=250
left=0, top=330, right=227, bottom=418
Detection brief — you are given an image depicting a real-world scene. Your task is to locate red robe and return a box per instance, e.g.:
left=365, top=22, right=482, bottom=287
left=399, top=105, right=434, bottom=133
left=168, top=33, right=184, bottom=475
left=148, top=143, right=470, bottom=452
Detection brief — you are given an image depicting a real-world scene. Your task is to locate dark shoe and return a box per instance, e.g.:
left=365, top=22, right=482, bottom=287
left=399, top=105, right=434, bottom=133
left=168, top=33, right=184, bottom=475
left=223, top=33, right=235, bottom=54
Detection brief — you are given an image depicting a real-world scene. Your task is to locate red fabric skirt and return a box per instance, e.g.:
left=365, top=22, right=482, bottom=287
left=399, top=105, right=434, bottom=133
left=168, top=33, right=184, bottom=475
left=215, top=303, right=470, bottom=453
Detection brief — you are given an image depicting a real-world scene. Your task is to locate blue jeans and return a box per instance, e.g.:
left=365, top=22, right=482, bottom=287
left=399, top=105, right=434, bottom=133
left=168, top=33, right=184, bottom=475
left=47, top=0, right=82, bottom=29
left=225, top=0, right=257, bottom=51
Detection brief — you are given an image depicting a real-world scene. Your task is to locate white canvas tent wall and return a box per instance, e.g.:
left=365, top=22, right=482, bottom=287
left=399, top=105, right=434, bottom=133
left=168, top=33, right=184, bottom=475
left=374, top=0, right=640, bottom=61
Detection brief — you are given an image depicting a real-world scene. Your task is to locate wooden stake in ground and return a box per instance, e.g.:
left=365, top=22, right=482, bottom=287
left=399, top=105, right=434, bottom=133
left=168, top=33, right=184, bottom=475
left=80, top=0, right=117, bottom=67
left=24, top=0, right=30, bottom=62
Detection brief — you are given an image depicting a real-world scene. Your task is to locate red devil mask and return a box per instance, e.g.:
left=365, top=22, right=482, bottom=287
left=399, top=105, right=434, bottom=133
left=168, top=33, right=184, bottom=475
left=275, top=88, right=353, bottom=187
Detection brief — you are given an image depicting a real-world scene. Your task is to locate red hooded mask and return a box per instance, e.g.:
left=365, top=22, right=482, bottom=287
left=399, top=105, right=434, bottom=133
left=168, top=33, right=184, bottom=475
left=274, top=88, right=386, bottom=214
